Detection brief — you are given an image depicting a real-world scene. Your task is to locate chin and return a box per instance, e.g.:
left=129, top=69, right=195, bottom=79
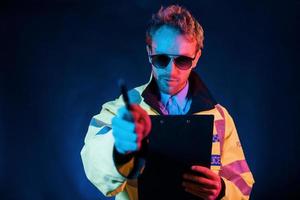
left=158, top=79, right=184, bottom=95
left=161, top=86, right=180, bottom=95
left=169, top=88, right=181, bottom=95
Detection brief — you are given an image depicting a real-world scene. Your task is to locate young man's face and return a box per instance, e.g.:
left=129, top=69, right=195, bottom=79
left=147, top=25, right=201, bottom=95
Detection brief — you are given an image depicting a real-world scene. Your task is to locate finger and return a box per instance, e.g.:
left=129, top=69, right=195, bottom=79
left=182, top=173, right=216, bottom=189
left=117, top=106, right=133, bottom=121
left=184, top=187, right=216, bottom=200
left=114, top=140, right=138, bottom=153
left=184, top=187, right=207, bottom=199
left=117, top=106, right=129, bottom=116
left=182, top=181, right=215, bottom=195
left=135, top=122, right=145, bottom=139
left=191, top=165, right=218, bottom=180
left=112, top=126, right=137, bottom=142
left=130, top=104, right=151, bottom=135
left=112, top=116, right=135, bottom=132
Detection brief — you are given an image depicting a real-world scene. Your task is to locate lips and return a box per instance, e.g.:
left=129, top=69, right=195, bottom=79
left=164, top=78, right=177, bottom=82
left=161, top=76, right=178, bottom=82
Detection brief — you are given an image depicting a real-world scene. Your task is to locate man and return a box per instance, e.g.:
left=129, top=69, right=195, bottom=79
left=81, top=5, right=254, bottom=200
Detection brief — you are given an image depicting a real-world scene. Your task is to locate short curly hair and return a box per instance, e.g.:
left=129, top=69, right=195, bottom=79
left=146, top=5, right=204, bottom=51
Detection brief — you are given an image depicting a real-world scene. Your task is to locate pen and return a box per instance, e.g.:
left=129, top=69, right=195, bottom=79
left=119, top=79, right=132, bottom=111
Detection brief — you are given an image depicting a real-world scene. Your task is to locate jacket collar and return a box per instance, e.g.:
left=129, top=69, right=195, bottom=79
left=141, top=71, right=217, bottom=115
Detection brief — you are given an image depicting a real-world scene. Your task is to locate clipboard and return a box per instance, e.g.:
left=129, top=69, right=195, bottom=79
left=138, top=115, right=214, bottom=200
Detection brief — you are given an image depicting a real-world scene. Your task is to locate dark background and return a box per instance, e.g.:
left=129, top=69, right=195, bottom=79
left=1, top=0, right=299, bottom=199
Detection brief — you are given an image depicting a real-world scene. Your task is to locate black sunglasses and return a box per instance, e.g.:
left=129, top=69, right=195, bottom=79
left=149, top=54, right=197, bottom=70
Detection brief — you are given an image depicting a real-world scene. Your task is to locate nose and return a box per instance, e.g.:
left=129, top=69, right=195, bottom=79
left=166, top=57, right=177, bottom=73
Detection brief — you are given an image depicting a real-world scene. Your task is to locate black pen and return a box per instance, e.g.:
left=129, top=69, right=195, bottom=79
left=119, top=79, right=132, bottom=111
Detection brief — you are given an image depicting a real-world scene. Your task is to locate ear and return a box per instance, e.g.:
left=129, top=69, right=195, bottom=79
left=191, top=49, right=202, bottom=69
left=146, top=45, right=152, bottom=63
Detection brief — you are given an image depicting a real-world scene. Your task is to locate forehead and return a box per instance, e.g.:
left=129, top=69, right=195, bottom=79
left=151, top=25, right=196, bottom=56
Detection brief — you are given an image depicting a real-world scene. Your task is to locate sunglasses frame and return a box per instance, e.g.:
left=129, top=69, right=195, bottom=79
left=148, top=53, right=198, bottom=70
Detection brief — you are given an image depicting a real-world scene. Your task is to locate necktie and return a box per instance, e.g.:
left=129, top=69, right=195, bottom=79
left=166, top=96, right=181, bottom=115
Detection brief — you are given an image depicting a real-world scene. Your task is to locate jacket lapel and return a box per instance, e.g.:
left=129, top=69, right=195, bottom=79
left=141, top=71, right=217, bottom=114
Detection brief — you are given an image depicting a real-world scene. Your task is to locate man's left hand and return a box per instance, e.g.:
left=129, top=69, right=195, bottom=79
left=182, top=165, right=222, bottom=200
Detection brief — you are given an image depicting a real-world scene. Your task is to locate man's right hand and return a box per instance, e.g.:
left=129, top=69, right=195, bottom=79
left=112, top=104, right=151, bottom=155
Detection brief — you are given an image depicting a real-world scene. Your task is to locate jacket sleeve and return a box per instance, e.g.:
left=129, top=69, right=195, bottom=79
left=219, top=107, right=255, bottom=200
left=80, top=106, right=136, bottom=197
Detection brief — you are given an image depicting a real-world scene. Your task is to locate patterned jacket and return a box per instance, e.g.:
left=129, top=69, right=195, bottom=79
left=81, top=71, right=255, bottom=199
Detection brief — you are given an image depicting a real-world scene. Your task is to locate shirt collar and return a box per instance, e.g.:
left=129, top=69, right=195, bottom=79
left=160, top=81, right=189, bottom=109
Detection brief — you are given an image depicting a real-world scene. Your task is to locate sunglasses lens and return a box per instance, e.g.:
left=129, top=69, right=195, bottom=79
left=174, top=56, right=193, bottom=70
left=151, top=55, right=170, bottom=68
left=151, top=54, right=194, bottom=70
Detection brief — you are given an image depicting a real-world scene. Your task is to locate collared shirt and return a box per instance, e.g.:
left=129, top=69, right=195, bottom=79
left=159, top=81, right=192, bottom=115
